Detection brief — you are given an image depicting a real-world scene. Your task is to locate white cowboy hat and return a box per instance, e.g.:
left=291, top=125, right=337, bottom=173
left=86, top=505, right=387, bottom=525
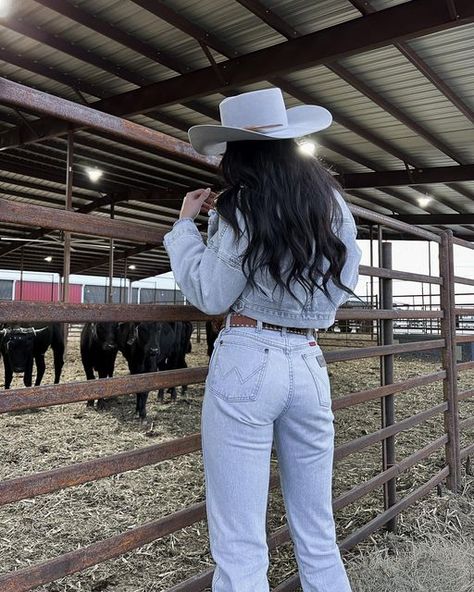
left=188, top=87, right=332, bottom=156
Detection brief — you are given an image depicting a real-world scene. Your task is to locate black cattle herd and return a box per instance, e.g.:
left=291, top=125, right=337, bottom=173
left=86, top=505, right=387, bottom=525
left=0, top=320, right=222, bottom=422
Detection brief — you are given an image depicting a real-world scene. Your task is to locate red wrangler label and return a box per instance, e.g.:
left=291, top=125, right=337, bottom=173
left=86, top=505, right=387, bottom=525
left=308, top=341, right=317, bottom=346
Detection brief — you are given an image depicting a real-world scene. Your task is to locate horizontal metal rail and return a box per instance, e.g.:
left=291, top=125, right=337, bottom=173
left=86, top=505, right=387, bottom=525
left=359, top=264, right=442, bottom=284
left=0, top=301, right=444, bottom=323
left=458, top=389, right=474, bottom=402
left=338, top=466, right=449, bottom=551
left=454, top=275, right=474, bottom=286
left=455, top=308, right=474, bottom=316
left=0, top=502, right=207, bottom=592
left=165, top=520, right=286, bottom=592
left=271, top=466, right=450, bottom=592
left=336, top=309, right=443, bottom=320
left=332, top=371, right=445, bottom=410
left=0, top=77, right=218, bottom=170
left=456, top=335, right=474, bottom=344
left=0, top=302, right=216, bottom=323
left=459, top=417, right=474, bottom=431
left=453, top=236, right=474, bottom=250
left=460, top=442, right=474, bottom=459
left=0, top=198, right=168, bottom=244
left=0, top=471, right=281, bottom=592
left=334, top=402, right=448, bottom=461
left=166, top=436, right=448, bottom=592
left=164, top=514, right=297, bottom=592
left=0, top=367, right=208, bottom=414
left=0, top=342, right=445, bottom=415
left=348, top=204, right=442, bottom=241
left=0, top=371, right=449, bottom=505
left=333, top=435, right=447, bottom=510
left=457, top=360, right=474, bottom=372
left=0, top=427, right=450, bottom=592
left=0, top=434, right=201, bottom=506
left=326, top=339, right=445, bottom=363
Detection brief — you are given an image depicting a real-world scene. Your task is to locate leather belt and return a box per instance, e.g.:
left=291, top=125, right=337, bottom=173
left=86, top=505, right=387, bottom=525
left=228, top=313, right=316, bottom=338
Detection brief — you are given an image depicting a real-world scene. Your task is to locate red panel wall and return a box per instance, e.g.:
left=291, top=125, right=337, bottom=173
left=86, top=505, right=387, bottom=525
left=14, top=281, right=82, bottom=302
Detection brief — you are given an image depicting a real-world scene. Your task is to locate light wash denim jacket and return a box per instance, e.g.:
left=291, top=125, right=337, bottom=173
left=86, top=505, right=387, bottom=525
left=163, top=191, right=362, bottom=328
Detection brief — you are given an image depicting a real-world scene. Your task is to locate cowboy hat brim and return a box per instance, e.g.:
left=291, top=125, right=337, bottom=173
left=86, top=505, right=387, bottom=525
left=188, top=105, right=332, bottom=155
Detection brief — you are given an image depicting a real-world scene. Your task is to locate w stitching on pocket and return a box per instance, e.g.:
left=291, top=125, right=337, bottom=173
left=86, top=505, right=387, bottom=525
left=302, top=353, right=331, bottom=408
left=208, top=342, right=269, bottom=402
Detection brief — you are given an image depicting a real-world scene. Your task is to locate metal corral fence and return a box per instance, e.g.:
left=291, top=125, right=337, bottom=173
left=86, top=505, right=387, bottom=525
left=0, top=79, right=473, bottom=591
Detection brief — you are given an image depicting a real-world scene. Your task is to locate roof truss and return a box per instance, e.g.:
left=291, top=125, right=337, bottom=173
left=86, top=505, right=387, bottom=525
left=2, top=0, right=473, bottom=148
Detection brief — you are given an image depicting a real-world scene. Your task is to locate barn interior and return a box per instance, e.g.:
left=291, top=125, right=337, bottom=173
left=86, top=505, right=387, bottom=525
left=0, top=0, right=473, bottom=285
left=1, top=3, right=474, bottom=592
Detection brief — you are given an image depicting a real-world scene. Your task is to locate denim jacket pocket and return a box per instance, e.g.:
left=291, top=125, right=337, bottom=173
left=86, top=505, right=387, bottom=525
left=302, top=352, right=332, bottom=408
left=207, top=339, right=269, bottom=402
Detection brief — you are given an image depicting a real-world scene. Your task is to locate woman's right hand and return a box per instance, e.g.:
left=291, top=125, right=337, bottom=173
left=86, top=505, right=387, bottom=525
left=201, top=191, right=217, bottom=214
left=200, top=190, right=218, bottom=214
left=179, top=188, right=217, bottom=219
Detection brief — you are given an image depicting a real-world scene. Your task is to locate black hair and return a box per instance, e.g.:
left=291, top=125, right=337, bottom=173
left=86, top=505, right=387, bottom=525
left=215, top=138, right=354, bottom=306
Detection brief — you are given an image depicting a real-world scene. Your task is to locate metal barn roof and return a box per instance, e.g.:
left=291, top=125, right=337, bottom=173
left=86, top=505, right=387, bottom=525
left=0, top=0, right=473, bottom=280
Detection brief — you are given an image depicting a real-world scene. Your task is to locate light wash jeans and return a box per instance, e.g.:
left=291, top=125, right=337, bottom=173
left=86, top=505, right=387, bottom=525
left=201, top=314, right=352, bottom=592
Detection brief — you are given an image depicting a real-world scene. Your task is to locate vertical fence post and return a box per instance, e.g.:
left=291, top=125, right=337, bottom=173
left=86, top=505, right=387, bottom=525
left=62, top=128, right=74, bottom=354
left=369, top=224, right=375, bottom=340
left=107, top=202, right=115, bottom=304
left=439, top=231, right=461, bottom=492
left=380, top=242, right=397, bottom=531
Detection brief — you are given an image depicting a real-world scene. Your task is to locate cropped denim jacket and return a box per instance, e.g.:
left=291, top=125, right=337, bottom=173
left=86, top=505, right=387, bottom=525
left=162, top=191, right=362, bottom=329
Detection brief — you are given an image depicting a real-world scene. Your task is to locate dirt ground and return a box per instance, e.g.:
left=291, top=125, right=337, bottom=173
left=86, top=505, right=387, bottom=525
left=0, top=333, right=473, bottom=591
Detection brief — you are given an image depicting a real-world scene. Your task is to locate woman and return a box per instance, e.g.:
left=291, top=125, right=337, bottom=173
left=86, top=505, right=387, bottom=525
left=163, top=88, right=362, bottom=592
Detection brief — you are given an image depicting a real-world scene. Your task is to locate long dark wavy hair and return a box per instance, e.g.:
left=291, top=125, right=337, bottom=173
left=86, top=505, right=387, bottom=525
left=215, top=138, right=354, bottom=306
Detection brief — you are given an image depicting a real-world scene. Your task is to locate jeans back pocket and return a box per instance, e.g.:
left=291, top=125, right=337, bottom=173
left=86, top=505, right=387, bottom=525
left=207, top=340, right=269, bottom=402
left=302, top=352, right=332, bottom=408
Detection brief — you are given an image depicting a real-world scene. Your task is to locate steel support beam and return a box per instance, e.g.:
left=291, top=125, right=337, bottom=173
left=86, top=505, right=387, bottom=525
left=0, top=193, right=123, bottom=258
left=390, top=214, right=474, bottom=225
left=348, top=0, right=473, bottom=123
left=1, top=0, right=473, bottom=148
left=131, top=0, right=236, bottom=57
left=34, top=0, right=186, bottom=73
left=228, top=0, right=474, bottom=220
left=0, top=13, right=148, bottom=87
left=234, top=0, right=299, bottom=38
left=338, top=165, right=474, bottom=188
left=327, top=62, right=463, bottom=164
left=0, top=198, right=168, bottom=244
left=0, top=78, right=218, bottom=170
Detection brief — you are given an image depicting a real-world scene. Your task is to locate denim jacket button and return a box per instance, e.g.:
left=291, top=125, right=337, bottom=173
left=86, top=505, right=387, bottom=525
left=233, top=299, right=245, bottom=312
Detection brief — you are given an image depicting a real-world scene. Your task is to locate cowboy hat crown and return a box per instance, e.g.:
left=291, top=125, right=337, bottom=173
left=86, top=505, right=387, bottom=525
left=188, top=87, right=332, bottom=155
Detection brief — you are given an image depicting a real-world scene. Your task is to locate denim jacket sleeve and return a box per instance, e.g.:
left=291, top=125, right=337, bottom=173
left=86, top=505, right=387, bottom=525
left=162, top=210, right=248, bottom=315
left=332, top=190, right=362, bottom=306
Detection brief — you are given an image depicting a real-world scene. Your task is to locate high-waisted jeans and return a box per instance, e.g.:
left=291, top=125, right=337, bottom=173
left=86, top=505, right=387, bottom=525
left=201, top=315, right=352, bottom=592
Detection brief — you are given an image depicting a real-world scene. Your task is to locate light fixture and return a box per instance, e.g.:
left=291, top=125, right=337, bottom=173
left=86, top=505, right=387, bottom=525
left=418, top=195, right=432, bottom=208
left=128, top=264, right=136, bottom=270
left=86, top=167, right=103, bottom=182
left=44, top=256, right=53, bottom=262
left=0, top=0, right=13, bottom=18
left=297, top=140, right=317, bottom=156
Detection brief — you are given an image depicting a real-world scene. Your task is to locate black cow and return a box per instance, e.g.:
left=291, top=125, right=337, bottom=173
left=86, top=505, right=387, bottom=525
left=117, top=321, right=162, bottom=422
left=205, top=320, right=223, bottom=358
left=157, top=321, right=194, bottom=402
left=80, top=322, right=119, bottom=410
left=1, top=323, right=64, bottom=389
